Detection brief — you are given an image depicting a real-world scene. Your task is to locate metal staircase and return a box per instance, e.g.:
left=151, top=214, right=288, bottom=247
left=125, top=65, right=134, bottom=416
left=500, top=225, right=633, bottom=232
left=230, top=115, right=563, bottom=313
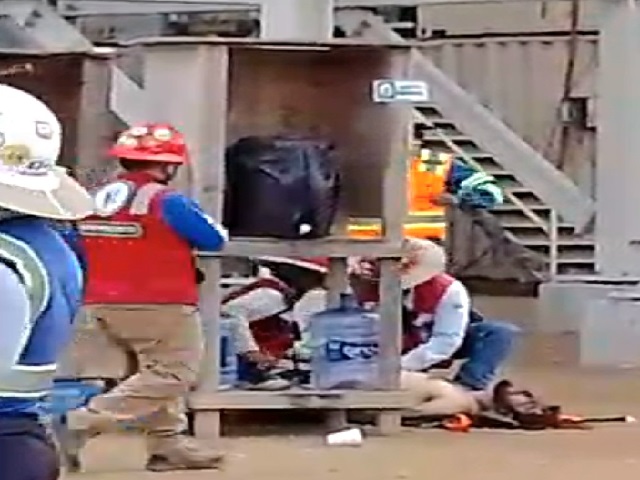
left=414, top=104, right=596, bottom=276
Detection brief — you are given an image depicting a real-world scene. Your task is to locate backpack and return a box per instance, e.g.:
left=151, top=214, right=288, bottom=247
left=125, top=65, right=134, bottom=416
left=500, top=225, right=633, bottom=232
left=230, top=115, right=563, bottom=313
left=223, top=136, right=341, bottom=239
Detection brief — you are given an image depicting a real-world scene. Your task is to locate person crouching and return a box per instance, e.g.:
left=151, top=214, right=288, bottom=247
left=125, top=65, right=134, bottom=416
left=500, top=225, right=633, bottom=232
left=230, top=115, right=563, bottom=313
left=351, top=238, right=520, bottom=416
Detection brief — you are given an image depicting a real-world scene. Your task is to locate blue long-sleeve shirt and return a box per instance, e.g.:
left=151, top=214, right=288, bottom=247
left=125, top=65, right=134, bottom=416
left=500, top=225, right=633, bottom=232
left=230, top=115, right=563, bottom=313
left=446, top=158, right=503, bottom=210
left=51, top=221, right=87, bottom=276
left=158, top=192, right=228, bottom=251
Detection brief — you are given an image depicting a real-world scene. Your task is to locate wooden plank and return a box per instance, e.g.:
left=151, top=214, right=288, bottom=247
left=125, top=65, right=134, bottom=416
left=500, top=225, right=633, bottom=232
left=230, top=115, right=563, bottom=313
left=143, top=44, right=231, bottom=439
left=188, top=46, right=230, bottom=443
left=380, top=49, right=411, bottom=240
left=378, top=260, right=403, bottom=390
left=326, top=258, right=349, bottom=307
left=371, top=43, right=411, bottom=435
left=198, top=238, right=404, bottom=259
left=188, top=390, right=412, bottom=410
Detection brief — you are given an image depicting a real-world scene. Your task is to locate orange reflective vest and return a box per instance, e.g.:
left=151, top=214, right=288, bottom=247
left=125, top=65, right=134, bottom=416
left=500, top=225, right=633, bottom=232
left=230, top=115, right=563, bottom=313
left=348, top=150, right=453, bottom=240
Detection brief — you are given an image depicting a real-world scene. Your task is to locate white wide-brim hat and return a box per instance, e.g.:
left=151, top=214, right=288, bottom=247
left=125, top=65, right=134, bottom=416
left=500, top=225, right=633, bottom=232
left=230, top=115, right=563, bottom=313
left=0, top=84, right=93, bottom=220
left=399, top=237, right=446, bottom=289
left=0, top=166, right=93, bottom=220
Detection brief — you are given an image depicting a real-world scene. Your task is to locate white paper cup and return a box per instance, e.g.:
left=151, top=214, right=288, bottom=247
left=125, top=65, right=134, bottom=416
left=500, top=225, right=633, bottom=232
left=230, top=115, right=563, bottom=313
left=326, top=428, right=363, bottom=447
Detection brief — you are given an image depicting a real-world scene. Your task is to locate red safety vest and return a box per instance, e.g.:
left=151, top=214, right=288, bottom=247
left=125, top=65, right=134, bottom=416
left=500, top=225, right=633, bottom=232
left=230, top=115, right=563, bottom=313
left=79, top=173, right=198, bottom=305
left=223, top=277, right=296, bottom=358
left=352, top=273, right=455, bottom=352
left=409, top=273, right=455, bottom=315
left=403, top=273, right=456, bottom=352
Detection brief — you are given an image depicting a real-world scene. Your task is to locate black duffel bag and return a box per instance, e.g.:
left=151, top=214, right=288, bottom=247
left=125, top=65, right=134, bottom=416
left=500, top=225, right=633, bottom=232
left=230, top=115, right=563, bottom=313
left=224, top=136, right=341, bottom=239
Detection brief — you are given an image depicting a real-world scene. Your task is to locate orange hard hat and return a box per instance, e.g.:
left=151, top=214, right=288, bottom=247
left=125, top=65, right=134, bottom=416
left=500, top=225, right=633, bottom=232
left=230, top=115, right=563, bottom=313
left=109, top=123, right=188, bottom=164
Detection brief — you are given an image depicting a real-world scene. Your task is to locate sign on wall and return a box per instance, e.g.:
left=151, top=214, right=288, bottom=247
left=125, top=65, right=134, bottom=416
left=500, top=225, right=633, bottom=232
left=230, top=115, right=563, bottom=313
left=372, top=79, right=430, bottom=103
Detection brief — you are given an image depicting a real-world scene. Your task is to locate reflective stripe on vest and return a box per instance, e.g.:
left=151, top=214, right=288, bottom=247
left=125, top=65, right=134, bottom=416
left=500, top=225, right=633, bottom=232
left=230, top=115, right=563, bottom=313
left=0, top=234, right=49, bottom=320
left=78, top=183, right=166, bottom=238
left=0, top=234, right=55, bottom=397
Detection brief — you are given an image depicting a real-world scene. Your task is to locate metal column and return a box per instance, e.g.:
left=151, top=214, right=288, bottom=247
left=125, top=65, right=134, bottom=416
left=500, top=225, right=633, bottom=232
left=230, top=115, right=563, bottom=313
left=261, top=0, right=334, bottom=40
left=596, top=0, right=640, bottom=275
left=538, top=0, right=640, bottom=367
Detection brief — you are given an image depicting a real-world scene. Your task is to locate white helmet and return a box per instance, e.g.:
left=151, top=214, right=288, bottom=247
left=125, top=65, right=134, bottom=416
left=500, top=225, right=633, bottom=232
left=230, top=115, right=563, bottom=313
left=0, top=84, right=93, bottom=220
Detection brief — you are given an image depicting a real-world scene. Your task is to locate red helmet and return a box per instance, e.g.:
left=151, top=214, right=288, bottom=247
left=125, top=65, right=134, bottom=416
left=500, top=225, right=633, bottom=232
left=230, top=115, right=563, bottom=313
left=109, top=123, right=188, bottom=164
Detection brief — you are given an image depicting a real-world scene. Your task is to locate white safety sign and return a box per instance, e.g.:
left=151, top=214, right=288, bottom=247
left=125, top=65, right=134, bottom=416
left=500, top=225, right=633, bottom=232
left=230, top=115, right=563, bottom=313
left=372, top=80, right=430, bottom=103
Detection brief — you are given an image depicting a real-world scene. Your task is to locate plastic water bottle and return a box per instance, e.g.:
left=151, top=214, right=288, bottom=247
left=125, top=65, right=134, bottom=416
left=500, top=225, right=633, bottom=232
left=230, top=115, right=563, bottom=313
left=218, top=313, right=238, bottom=390
left=310, top=293, right=380, bottom=390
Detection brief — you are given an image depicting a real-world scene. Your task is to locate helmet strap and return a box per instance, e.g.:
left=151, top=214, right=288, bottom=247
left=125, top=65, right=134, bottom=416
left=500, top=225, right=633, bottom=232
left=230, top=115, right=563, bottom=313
left=162, top=164, right=180, bottom=183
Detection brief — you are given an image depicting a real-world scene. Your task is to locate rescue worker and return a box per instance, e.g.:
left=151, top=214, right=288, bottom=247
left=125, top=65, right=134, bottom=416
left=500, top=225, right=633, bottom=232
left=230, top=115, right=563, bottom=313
left=0, top=84, right=94, bottom=479
left=259, top=246, right=491, bottom=417
left=351, top=238, right=520, bottom=392
left=221, top=258, right=329, bottom=389
left=71, top=123, right=228, bottom=472
left=348, top=146, right=503, bottom=242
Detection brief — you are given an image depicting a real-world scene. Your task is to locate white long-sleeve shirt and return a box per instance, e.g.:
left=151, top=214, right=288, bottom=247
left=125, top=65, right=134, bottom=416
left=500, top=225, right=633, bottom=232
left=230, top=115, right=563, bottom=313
left=401, top=279, right=471, bottom=371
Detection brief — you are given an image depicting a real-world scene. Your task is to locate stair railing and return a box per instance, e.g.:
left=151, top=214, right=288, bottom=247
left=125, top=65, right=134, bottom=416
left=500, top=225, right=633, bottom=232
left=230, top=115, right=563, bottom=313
left=413, top=108, right=550, bottom=234
left=548, top=209, right=560, bottom=278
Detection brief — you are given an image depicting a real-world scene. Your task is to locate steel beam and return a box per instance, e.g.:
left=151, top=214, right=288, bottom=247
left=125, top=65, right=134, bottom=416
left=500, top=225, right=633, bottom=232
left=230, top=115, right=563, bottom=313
left=57, top=0, right=258, bottom=17
left=47, top=0, right=576, bottom=13
left=42, top=0, right=584, bottom=23
left=1, top=0, right=93, bottom=51
left=261, top=0, right=333, bottom=40
left=595, top=0, right=640, bottom=275
left=337, top=0, right=572, bottom=5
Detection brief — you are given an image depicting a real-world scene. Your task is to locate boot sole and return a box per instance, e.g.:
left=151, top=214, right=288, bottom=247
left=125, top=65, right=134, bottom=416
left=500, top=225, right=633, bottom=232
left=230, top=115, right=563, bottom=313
left=146, top=458, right=225, bottom=472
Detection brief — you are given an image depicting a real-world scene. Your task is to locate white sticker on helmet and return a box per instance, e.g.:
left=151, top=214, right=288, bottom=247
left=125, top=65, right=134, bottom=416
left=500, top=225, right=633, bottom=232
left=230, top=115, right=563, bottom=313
left=35, top=121, right=53, bottom=139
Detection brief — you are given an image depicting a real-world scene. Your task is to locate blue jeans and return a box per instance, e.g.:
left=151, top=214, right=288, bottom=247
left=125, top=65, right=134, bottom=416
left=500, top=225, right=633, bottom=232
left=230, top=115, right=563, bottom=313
left=453, top=321, right=520, bottom=391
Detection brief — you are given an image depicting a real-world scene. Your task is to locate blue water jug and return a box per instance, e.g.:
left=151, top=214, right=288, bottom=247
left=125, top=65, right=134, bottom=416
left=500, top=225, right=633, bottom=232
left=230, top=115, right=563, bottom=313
left=219, top=312, right=239, bottom=390
left=310, top=293, right=380, bottom=390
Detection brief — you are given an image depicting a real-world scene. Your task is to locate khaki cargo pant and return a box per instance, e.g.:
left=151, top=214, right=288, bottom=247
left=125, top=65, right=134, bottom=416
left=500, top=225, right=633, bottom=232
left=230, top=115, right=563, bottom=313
left=85, top=304, right=203, bottom=445
left=400, top=371, right=480, bottom=417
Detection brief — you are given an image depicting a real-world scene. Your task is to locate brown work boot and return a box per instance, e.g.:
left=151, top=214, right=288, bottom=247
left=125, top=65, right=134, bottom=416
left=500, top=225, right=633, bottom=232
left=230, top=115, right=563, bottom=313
left=146, top=435, right=225, bottom=472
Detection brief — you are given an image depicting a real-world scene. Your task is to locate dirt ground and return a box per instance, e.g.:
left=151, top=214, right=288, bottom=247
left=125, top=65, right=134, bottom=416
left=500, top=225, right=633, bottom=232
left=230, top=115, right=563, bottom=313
left=65, top=297, right=640, bottom=480
left=65, top=365, right=640, bottom=480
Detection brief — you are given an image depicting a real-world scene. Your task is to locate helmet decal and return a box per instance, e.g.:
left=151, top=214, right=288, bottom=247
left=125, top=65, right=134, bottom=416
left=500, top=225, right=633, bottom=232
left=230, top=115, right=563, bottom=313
left=128, top=126, right=149, bottom=137
left=35, top=121, right=53, bottom=140
left=152, top=127, right=173, bottom=141
left=116, top=134, right=138, bottom=147
left=93, top=181, right=133, bottom=217
left=1, top=144, right=32, bottom=167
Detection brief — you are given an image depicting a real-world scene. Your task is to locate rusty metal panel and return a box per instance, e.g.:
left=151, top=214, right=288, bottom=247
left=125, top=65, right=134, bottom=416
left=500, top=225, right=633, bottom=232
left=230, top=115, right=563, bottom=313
left=0, top=53, right=85, bottom=169
left=420, top=34, right=598, bottom=154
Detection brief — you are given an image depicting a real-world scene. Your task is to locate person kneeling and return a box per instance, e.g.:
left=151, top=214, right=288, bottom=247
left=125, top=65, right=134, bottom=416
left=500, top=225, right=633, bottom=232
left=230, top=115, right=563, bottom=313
left=353, top=238, right=520, bottom=397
